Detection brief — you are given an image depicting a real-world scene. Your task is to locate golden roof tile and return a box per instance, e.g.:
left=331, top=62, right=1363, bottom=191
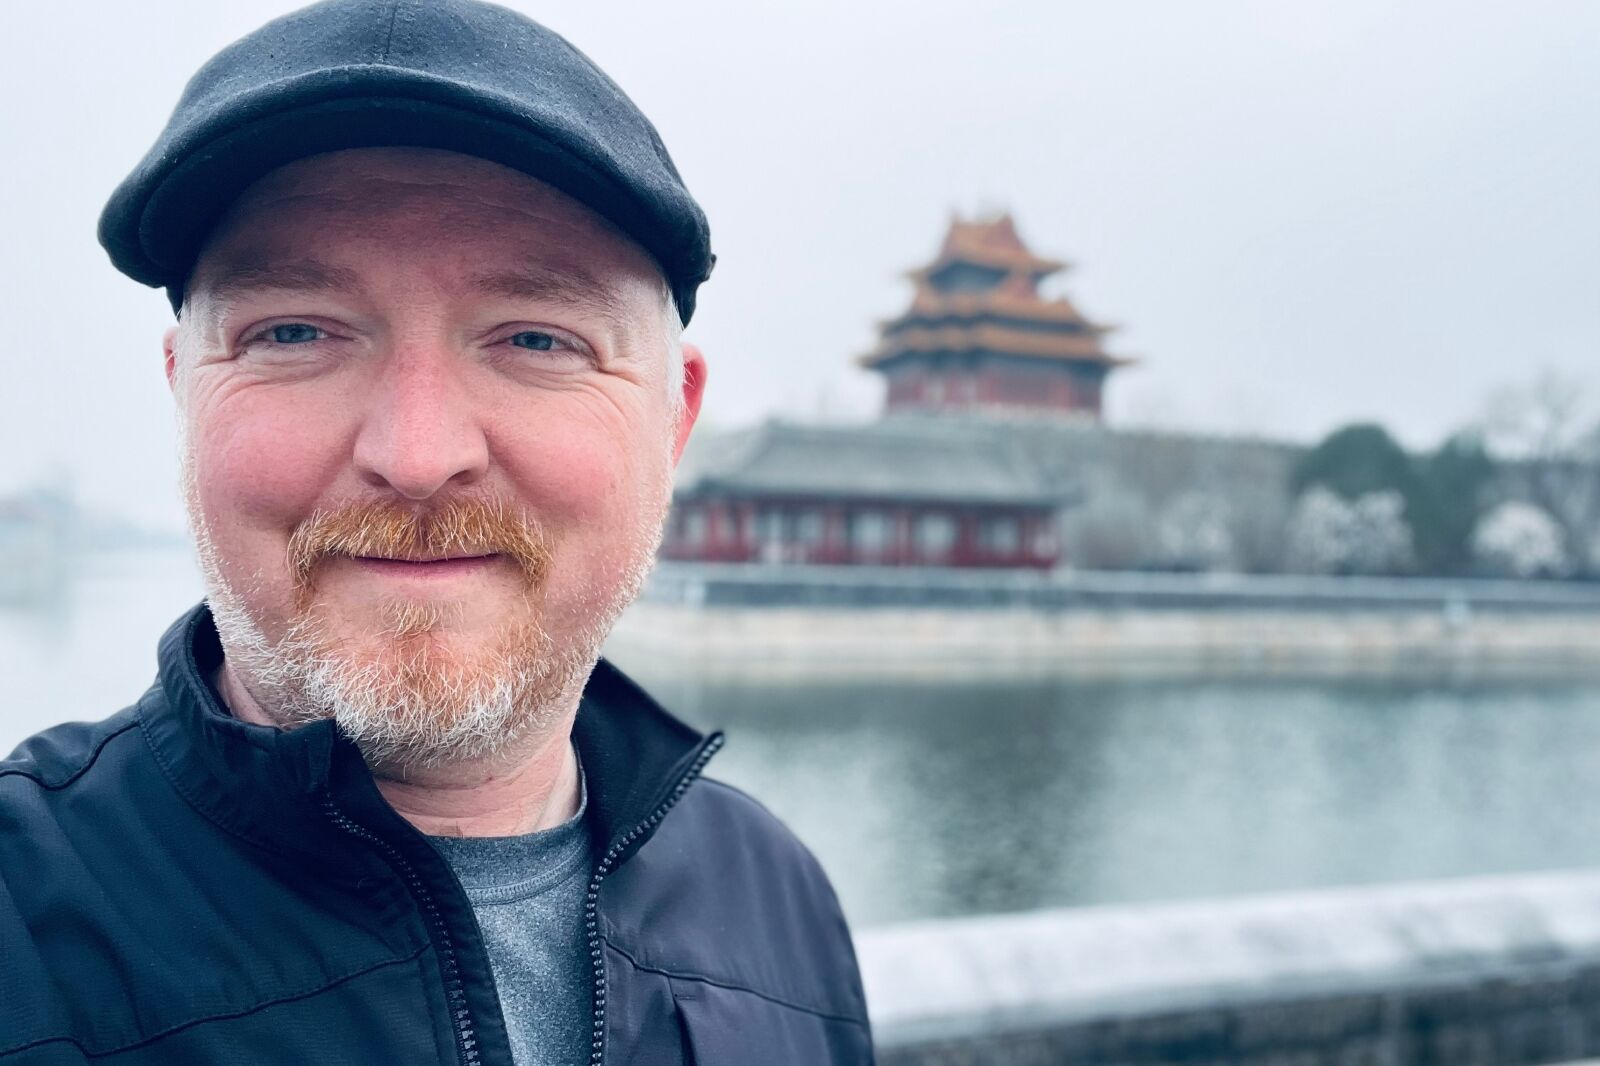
left=911, top=212, right=1067, bottom=279
left=858, top=323, right=1136, bottom=368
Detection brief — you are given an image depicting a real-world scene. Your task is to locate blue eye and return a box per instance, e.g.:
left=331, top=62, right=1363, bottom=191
left=510, top=331, right=556, bottom=351
left=269, top=323, right=322, bottom=344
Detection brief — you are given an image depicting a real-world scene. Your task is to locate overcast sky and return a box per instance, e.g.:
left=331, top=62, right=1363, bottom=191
left=2, top=1, right=1596, bottom=530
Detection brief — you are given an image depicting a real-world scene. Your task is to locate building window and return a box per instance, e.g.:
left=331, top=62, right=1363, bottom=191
left=757, top=506, right=786, bottom=545
left=1030, top=522, right=1058, bottom=558
left=682, top=507, right=707, bottom=548
left=850, top=510, right=891, bottom=555
left=914, top=513, right=957, bottom=558
left=979, top=515, right=1020, bottom=555
left=797, top=510, right=826, bottom=546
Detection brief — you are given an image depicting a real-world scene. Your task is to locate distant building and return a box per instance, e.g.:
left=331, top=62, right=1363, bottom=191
left=662, top=214, right=1139, bottom=571
left=662, top=419, right=1074, bottom=569
left=859, top=213, right=1132, bottom=421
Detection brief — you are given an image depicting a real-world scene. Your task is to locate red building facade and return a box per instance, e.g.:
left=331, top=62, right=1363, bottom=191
left=660, top=420, right=1070, bottom=571
left=663, top=495, right=1060, bottom=569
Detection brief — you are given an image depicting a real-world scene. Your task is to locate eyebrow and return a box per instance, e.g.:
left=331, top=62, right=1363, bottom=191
left=199, top=258, right=363, bottom=306
left=193, top=256, right=633, bottom=335
left=468, top=264, right=630, bottom=332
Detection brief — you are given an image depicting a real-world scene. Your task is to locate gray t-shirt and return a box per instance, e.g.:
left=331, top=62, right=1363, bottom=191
left=427, top=763, right=594, bottom=1066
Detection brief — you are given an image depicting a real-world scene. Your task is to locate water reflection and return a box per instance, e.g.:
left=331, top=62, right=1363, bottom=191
left=629, top=666, right=1600, bottom=928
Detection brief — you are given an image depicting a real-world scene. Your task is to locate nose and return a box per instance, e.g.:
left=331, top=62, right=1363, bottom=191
left=351, top=343, right=490, bottom=500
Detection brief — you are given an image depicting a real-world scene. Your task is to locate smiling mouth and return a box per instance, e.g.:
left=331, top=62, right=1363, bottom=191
left=348, top=554, right=503, bottom=577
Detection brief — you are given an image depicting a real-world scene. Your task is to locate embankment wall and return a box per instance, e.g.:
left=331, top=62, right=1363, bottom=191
left=859, top=870, right=1600, bottom=1065
left=610, top=566, right=1600, bottom=678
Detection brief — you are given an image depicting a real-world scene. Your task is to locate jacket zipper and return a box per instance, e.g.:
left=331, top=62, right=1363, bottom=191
left=321, top=794, right=482, bottom=1066
left=585, top=734, right=725, bottom=1066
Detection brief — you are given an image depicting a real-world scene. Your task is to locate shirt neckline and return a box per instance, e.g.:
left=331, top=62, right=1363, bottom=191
left=425, top=749, right=592, bottom=903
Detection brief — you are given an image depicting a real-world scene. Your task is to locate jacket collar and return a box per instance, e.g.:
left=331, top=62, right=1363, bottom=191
left=141, top=603, right=720, bottom=865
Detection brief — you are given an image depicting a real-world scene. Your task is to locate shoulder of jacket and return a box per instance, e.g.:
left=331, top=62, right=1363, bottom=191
left=676, top=776, right=833, bottom=874
left=0, top=700, right=145, bottom=792
left=688, top=775, right=796, bottom=829
left=602, top=773, right=870, bottom=1027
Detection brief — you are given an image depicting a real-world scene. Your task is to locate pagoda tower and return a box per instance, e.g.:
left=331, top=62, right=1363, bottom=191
left=859, top=212, right=1132, bottom=420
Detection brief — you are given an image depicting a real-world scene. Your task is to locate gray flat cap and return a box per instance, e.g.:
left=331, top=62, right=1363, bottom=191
left=98, top=0, right=714, bottom=323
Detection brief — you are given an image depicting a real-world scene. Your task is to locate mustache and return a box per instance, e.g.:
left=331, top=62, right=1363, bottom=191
left=286, top=497, right=553, bottom=593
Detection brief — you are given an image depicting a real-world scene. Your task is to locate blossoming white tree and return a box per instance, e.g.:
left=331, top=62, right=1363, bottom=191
left=1471, top=500, right=1570, bottom=578
left=1155, top=491, right=1236, bottom=571
left=1286, top=487, right=1414, bottom=575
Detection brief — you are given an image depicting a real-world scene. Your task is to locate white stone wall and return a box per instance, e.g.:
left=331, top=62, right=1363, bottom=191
left=858, top=870, right=1600, bottom=1064
left=609, top=601, right=1600, bottom=680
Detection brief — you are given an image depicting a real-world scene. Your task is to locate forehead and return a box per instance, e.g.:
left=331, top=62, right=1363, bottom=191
left=188, top=147, right=666, bottom=309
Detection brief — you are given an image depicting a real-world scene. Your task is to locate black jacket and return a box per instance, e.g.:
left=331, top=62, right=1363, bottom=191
left=0, top=606, right=874, bottom=1064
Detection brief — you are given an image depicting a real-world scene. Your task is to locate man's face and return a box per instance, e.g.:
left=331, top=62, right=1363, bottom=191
left=169, top=147, right=703, bottom=768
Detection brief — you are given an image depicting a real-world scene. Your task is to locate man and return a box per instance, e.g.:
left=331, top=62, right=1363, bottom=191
left=0, top=2, right=872, bottom=1064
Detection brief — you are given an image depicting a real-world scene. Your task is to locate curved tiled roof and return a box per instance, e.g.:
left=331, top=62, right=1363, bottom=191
left=860, top=323, right=1133, bottom=368
left=910, top=213, right=1067, bottom=279
left=888, top=286, right=1115, bottom=331
left=673, top=419, right=1078, bottom=506
left=866, top=214, right=1130, bottom=373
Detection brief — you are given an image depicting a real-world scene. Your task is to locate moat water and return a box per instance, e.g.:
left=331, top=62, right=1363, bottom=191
left=6, top=547, right=1600, bottom=929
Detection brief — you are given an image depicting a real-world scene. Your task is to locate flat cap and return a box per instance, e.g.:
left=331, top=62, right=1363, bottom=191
left=98, top=0, right=713, bottom=323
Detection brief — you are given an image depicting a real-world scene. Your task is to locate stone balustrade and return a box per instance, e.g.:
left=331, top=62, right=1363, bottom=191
left=859, top=870, right=1600, bottom=1064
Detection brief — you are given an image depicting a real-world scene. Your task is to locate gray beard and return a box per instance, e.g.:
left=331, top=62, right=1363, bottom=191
left=205, top=584, right=598, bottom=772
left=178, top=443, right=669, bottom=773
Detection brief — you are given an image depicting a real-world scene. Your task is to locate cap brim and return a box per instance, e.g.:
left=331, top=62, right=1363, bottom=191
left=100, top=95, right=700, bottom=323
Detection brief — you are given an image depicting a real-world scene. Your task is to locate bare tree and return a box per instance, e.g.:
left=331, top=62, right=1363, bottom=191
left=1482, top=370, right=1600, bottom=577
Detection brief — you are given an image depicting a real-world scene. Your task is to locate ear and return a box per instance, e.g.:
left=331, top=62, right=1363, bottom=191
left=163, top=325, right=181, bottom=394
left=671, top=341, right=707, bottom=466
